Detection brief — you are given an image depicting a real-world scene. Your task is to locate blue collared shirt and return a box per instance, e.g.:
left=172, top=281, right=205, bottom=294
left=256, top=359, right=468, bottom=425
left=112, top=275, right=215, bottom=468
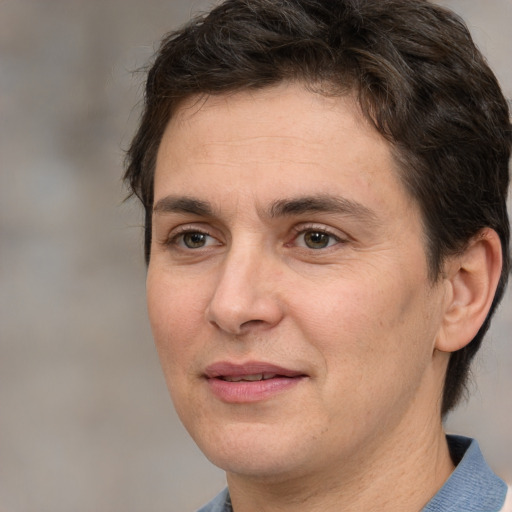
left=197, top=436, right=509, bottom=512
left=423, top=435, right=508, bottom=511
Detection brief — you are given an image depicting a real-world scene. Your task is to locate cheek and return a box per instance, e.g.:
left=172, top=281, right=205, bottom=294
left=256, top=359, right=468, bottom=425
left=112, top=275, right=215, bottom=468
left=146, top=270, right=207, bottom=376
left=294, top=270, right=433, bottom=379
left=298, top=276, right=437, bottom=438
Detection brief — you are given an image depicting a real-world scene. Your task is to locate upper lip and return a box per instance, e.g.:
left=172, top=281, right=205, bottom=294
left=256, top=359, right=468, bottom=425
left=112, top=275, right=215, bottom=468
left=204, top=361, right=306, bottom=379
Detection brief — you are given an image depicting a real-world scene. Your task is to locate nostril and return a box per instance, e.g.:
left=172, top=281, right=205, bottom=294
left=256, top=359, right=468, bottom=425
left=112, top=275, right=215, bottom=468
left=208, top=318, right=268, bottom=336
left=240, top=319, right=265, bottom=329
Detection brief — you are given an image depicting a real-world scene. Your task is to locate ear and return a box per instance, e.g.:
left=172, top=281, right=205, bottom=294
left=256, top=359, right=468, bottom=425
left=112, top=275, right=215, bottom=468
left=435, top=228, right=503, bottom=353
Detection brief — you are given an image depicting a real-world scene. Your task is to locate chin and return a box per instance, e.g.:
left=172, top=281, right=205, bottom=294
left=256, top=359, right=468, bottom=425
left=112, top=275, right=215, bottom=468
left=190, top=420, right=314, bottom=478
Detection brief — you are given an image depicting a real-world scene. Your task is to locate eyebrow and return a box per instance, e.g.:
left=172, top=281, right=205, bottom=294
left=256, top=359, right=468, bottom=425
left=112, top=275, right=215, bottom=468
left=153, top=196, right=214, bottom=216
left=152, top=193, right=378, bottom=224
left=268, top=195, right=378, bottom=223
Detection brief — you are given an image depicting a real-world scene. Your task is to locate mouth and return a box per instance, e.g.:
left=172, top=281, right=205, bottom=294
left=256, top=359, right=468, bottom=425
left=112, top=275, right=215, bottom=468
left=204, top=362, right=307, bottom=403
left=220, top=373, right=280, bottom=382
left=204, top=361, right=305, bottom=380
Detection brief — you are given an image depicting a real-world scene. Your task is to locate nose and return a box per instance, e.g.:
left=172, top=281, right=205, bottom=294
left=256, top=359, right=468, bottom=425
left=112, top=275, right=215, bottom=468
left=205, top=246, right=284, bottom=335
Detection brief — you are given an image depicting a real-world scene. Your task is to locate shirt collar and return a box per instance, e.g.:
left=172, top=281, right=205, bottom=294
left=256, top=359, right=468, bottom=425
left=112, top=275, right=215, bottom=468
left=422, top=435, right=507, bottom=512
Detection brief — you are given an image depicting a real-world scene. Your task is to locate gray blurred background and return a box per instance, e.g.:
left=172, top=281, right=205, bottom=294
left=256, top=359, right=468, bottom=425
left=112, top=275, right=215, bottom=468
left=0, top=1, right=510, bottom=511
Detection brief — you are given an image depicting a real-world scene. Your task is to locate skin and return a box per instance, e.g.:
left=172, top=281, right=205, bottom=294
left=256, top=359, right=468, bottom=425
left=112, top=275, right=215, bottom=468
left=146, top=83, right=500, bottom=511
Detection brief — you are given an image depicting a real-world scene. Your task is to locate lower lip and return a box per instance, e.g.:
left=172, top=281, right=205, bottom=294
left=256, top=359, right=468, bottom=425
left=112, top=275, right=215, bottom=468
left=206, top=376, right=305, bottom=403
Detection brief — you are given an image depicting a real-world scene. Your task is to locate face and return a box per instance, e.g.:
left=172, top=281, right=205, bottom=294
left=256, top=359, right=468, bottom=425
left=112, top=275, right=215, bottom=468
left=147, top=83, right=448, bottom=482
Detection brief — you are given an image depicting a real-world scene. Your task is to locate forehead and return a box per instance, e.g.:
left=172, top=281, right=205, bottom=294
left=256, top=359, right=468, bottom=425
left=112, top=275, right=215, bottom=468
left=154, top=83, right=416, bottom=221
left=165, top=85, right=373, bottom=151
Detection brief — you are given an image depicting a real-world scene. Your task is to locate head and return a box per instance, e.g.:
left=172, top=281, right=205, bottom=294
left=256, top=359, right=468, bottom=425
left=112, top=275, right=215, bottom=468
left=125, top=0, right=510, bottom=416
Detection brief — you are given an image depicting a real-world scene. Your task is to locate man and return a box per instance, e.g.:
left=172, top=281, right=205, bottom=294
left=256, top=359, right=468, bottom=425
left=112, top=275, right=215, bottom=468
left=124, top=0, right=511, bottom=510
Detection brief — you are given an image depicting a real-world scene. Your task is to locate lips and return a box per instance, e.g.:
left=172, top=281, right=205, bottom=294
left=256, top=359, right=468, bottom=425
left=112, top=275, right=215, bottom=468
left=204, top=362, right=304, bottom=380
left=204, top=362, right=306, bottom=403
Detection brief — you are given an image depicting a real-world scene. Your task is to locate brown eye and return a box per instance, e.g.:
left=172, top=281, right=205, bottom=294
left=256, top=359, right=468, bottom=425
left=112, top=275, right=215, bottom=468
left=182, top=232, right=209, bottom=248
left=303, top=231, right=332, bottom=249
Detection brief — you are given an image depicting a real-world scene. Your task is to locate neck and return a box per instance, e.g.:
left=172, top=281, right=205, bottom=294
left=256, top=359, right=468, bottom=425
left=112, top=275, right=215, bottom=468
left=226, top=410, right=454, bottom=512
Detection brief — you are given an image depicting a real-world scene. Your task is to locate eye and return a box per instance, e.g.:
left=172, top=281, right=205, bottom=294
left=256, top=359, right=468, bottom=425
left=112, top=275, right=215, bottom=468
left=294, top=229, right=341, bottom=249
left=173, top=230, right=220, bottom=249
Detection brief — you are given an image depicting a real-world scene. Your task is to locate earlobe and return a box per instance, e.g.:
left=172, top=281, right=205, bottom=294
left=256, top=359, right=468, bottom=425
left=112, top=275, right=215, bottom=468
left=435, top=228, right=503, bottom=353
